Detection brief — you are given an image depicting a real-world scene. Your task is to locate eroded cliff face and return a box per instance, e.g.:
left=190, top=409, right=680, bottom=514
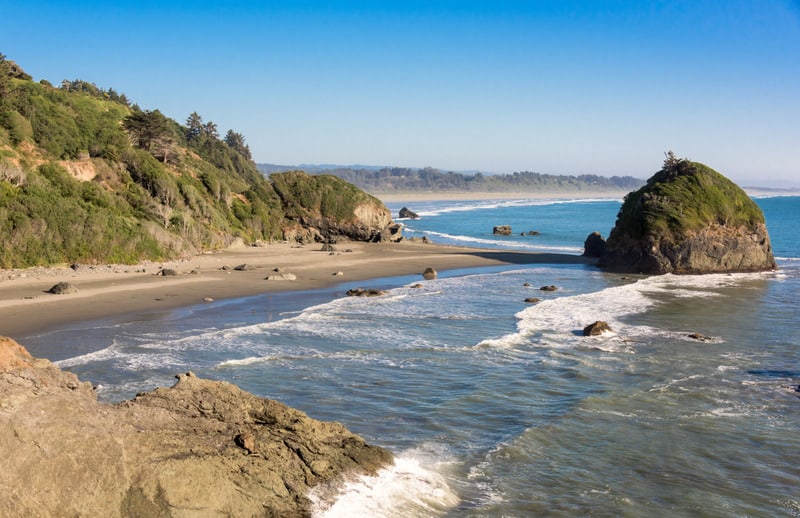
left=0, top=337, right=392, bottom=517
left=599, top=158, right=776, bottom=275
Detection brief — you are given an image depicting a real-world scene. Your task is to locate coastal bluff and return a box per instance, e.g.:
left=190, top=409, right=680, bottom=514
left=599, top=156, right=776, bottom=274
left=0, top=337, right=392, bottom=517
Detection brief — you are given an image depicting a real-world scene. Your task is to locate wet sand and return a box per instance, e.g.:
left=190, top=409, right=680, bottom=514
left=0, top=240, right=593, bottom=339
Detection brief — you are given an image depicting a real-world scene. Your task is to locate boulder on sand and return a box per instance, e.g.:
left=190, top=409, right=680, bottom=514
left=47, top=282, right=78, bottom=295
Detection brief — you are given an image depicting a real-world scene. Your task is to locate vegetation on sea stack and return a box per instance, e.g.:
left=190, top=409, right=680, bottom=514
left=610, top=152, right=765, bottom=242
left=600, top=152, right=775, bottom=274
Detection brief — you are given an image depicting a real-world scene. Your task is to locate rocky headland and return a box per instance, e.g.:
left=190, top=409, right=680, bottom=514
left=599, top=154, right=776, bottom=274
left=0, top=336, right=392, bottom=517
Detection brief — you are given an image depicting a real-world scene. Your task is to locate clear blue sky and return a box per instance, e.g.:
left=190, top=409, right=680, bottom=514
left=2, top=1, right=799, bottom=186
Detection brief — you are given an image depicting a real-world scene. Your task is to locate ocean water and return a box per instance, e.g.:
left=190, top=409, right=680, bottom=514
left=21, top=196, right=800, bottom=517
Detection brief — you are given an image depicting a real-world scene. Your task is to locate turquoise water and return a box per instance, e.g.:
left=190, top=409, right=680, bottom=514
left=22, top=196, right=800, bottom=517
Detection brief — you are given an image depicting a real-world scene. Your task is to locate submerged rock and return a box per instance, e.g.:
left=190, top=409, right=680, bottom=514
left=0, top=337, right=392, bottom=517
left=346, top=288, right=389, bottom=297
left=599, top=154, right=776, bottom=274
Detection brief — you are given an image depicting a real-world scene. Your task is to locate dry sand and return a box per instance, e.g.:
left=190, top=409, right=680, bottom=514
left=0, top=240, right=593, bottom=339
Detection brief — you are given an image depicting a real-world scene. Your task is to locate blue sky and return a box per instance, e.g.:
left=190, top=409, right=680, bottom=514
left=2, top=1, right=799, bottom=186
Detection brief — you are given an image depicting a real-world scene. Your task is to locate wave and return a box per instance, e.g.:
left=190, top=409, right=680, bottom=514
left=310, top=448, right=459, bottom=517
left=477, top=272, right=772, bottom=353
left=408, top=229, right=582, bottom=253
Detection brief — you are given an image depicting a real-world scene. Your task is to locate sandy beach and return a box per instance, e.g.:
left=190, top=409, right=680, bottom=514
left=0, top=239, right=592, bottom=339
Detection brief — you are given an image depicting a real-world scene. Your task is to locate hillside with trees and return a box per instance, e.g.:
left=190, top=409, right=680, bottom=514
left=257, top=164, right=644, bottom=194
left=0, top=55, right=387, bottom=269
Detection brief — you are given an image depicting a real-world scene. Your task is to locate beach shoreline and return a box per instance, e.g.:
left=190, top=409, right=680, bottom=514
left=0, top=240, right=593, bottom=339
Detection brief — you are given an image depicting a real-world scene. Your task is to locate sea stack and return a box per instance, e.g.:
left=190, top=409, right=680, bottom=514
left=599, top=153, right=776, bottom=275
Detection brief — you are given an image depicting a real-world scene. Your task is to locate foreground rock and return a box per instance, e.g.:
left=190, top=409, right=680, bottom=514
left=0, top=337, right=392, bottom=517
left=600, top=154, right=776, bottom=274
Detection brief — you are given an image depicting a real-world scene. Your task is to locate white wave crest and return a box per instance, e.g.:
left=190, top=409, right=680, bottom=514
left=310, top=452, right=459, bottom=517
left=417, top=230, right=582, bottom=253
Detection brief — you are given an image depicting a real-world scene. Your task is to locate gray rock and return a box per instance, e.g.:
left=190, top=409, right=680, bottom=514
left=399, top=207, right=419, bottom=219
left=346, top=288, right=388, bottom=297
left=422, top=267, right=437, bottom=280
left=47, top=282, right=78, bottom=295
left=493, top=225, right=512, bottom=235
left=583, top=231, right=606, bottom=258
left=265, top=273, right=297, bottom=281
left=583, top=321, right=612, bottom=336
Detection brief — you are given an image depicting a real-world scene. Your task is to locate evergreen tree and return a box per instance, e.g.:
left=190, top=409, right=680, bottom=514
left=224, top=129, right=252, bottom=159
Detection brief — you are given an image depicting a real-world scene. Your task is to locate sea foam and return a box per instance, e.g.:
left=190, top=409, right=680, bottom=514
left=310, top=451, right=459, bottom=518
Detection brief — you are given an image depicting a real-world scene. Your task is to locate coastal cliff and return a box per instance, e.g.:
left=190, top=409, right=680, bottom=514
left=0, top=56, right=398, bottom=269
left=599, top=155, right=776, bottom=274
left=0, top=337, right=392, bottom=517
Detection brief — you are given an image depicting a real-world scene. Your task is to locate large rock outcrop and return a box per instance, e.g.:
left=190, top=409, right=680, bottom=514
left=599, top=155, right=776, bottom=274
left=271, top=171, right=401, bottom=243
left=0, top=336, right=392, bottom=517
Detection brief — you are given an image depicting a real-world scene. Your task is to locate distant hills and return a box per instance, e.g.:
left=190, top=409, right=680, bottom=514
left=257, top=164, right=645, bottom=194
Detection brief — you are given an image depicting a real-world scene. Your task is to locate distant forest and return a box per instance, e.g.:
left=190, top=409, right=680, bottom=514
left=257, top=164, right=644, bottom=194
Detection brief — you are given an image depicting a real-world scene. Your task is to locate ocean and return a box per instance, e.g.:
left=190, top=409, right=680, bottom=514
left=21, top=195, right=800, bottom=517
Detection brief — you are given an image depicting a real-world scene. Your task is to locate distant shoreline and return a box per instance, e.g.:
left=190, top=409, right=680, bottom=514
left=374, top=190, right=630, bottom=203
left=374, top=187, right=800, bottom=203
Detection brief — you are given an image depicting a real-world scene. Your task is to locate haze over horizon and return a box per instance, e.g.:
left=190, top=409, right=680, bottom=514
left=3, top=1, right=799, bottom=188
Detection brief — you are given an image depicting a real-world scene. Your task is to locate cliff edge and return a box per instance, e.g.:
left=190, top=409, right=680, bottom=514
left=599, top=154, right=776, bottom=274
left=0, top=336, right=392, bottom=517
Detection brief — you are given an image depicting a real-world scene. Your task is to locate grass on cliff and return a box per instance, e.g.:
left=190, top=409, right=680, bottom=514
left=613, top=160, right=765, bottom=241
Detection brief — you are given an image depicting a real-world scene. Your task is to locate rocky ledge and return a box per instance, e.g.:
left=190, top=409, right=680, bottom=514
left=0, top=337, right=392, bottom=517
left=599, top=154, right=776, bottom=275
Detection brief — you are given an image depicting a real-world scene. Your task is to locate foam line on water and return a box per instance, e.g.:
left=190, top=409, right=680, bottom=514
left=411, top=229, right=582, bottom=253
left=477, top=272, right=772, bottom=352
